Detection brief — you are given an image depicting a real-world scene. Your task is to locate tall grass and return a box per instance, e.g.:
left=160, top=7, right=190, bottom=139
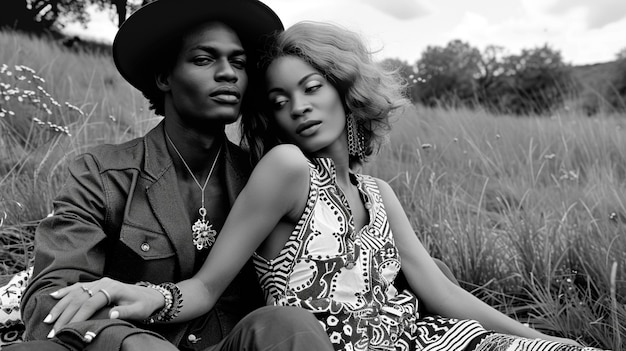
left=0, top=30, right=159, bottom=274
left=363, top=105, right=625, bottom=348
left=1, top=31, right=624, bottom=349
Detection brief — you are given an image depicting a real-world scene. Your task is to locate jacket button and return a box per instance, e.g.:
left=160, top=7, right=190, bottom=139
left=187, top=334, right=199, bottom=343
left=140, top=242, right=150, bottom=252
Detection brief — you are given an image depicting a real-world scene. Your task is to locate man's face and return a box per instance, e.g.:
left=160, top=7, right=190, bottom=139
left=159, top=22, right=248, bottom=129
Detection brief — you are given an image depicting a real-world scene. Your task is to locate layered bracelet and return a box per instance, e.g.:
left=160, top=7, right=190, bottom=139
left=136, top=281, right=183, bottom=324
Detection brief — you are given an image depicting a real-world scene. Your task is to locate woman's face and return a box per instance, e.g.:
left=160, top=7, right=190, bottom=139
left=265, top=56, right=347, bottom=156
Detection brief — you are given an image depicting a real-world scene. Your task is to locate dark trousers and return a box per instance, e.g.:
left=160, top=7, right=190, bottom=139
left=4, top=306, right=333, bottom=351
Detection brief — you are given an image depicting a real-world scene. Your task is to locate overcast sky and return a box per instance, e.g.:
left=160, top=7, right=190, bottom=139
left=65, top=0, right=626, bottom=66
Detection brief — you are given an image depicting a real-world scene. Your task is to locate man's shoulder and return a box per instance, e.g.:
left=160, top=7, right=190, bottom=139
left=78, top=136, right=146, bottom=171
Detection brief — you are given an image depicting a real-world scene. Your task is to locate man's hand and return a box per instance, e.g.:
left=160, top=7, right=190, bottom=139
left=45, top=278, right=165, bottom=337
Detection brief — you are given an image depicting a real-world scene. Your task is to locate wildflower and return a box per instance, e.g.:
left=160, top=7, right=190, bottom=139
left=65, top=102, right=85, bottom=116
left=421, top=143, right=432, bottom=149
left=544, top=154, right=555, bottom=160
left=559, top=170, right=579, bottom=181
left=609, top=212, right=618, bottom=222
left=428, top=171, right=435, bottom=186
left=18, top=65, right=35, bottom=74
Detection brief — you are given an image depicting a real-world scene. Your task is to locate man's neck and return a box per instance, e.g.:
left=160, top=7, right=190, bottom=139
left=164, top=122, right=226, bottom=175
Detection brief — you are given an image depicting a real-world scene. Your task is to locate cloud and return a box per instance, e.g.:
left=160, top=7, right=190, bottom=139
left=548, top=0, right=626, bottom=29
left=448, top=6, right=626, bottom=65
left=361, top=0, right=430, bottom=20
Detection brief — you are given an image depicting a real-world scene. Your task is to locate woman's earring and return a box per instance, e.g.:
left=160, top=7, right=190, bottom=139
left=347, top=114, right=365, bottom=160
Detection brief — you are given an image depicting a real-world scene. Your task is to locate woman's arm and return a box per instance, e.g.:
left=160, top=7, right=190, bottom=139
left=48, top=144, right=311, bottom=328
left=172, top=144, right=310, bottom=321
left=375, top=178, right=581, bottom=345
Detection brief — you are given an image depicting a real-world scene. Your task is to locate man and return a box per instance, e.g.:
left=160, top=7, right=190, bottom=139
left=7, top=0, right=333, bottom=350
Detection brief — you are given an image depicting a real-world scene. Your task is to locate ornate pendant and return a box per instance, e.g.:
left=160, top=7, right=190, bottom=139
left=191, top=207, right=216, bottom=250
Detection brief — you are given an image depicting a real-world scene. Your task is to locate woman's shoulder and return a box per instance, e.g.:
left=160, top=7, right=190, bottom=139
left=253, top=144, right=310, bottom=181
left=370, top=177, right=396, bottom=198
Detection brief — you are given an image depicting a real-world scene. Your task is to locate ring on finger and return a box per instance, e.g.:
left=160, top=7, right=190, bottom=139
left=99, top=288, right=112, bottom=306
left=81, top=285, right=94, bottom=297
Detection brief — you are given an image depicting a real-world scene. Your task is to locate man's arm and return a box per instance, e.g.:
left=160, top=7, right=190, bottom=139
left=21, top=153, right=110, bottom=340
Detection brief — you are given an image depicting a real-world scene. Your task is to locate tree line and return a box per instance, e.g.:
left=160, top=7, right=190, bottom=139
left=0, top=0, right=152, bottom=34
left=384, top=40, right=626, bottom=116
left=2, top=1, right=625, bottom=116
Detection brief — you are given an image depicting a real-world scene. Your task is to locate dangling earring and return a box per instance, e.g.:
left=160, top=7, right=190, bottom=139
left=347, top=114, right=365, bottom=160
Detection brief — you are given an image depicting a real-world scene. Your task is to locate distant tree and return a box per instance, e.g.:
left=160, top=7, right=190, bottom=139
left=414, top=40, right=482, bottom=107
left=0, top=0, right=143, bottom=34
left=407, top=39, right=574, bottom=115
left=474, top=45, right=509, bottom=109
left=498, top=45, right=575, bottom=115
left=0, top=0, right=87, bottom=32
left=617, top=47, right=626, bottom=60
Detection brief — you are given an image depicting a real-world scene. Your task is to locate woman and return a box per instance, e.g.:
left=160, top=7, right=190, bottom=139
left=48, top=22, right=605, bottom=350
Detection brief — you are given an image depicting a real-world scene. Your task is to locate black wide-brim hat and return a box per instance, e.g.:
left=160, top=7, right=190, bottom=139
left=113, top=0, right=283, bottom=95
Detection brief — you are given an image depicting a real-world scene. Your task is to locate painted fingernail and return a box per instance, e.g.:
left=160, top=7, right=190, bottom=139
left=109, top=310, right=119, bottom=319
left=50, top=291, right=59, bottom=296
left=43, top=314, right=52, bottom=323
left=47, top=329, right=55, bottom=338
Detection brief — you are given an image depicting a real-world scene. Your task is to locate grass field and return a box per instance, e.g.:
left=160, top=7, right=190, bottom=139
left=0, top=30, right=624, bottom=349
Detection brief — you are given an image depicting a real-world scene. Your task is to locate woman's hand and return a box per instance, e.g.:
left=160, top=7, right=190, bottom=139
left=44, top=277, right=165, bottom=337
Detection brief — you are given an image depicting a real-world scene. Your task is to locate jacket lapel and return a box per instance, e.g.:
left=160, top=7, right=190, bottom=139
left=142, top=122, right=196, bottom=278
left=223, top=141, right=252, bottom=206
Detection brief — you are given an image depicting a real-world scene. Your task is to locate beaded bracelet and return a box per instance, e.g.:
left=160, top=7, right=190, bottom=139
left=136, top=282, right=183, bottom=324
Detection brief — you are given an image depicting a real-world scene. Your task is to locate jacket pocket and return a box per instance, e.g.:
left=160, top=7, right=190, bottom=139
left=119, top=223, right=176, bottom=260
left=106, top=224, right=177, bottom=283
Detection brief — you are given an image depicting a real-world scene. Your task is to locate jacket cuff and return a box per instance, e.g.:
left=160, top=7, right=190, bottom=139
left=55, top=319, right=166, bottom=351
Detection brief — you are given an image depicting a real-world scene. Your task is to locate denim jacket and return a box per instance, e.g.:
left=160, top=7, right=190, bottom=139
left=21, top=121, right=263, bottom=350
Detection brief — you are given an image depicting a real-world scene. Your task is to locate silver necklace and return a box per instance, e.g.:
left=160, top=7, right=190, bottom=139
left=165, top=131, right=223, bottom=250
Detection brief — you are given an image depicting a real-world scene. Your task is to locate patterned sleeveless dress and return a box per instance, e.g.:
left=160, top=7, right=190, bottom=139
left=252, top=158, right=603, bottom=351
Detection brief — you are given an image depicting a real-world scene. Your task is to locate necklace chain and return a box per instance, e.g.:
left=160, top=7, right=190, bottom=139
left=165, top=130, right=223, bottom=250
left=165, top=131, right=222, bottom=203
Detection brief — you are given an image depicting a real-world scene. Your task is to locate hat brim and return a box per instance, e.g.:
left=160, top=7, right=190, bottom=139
left=113, top=0, right=283, bottom=94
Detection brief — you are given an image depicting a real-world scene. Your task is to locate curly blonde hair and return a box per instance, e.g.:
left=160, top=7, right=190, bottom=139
left=241, top=21, right=409, bottom=167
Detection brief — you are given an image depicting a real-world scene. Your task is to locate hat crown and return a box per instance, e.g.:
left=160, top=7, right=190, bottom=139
left=113, top=0, right=283, bottom=94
